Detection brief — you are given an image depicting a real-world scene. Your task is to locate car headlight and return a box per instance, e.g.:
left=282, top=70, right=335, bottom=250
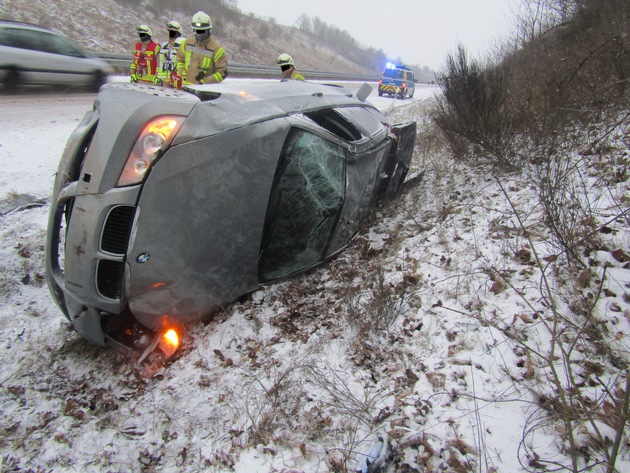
left=117, top=116, right=185, bottom=187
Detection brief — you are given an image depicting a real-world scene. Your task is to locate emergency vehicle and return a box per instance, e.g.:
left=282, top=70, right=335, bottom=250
left=378, top=63, right=415, bottom=99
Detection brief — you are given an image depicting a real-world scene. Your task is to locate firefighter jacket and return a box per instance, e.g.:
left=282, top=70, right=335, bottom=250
left=281, top=67, right=305, bottom=81
left=289, top=69, right=305, bottom=81
left=131, top=40, right=160, bottom=84
left=176, top=35, right=227, bottom=85
left=158, top=37, right=184, bottom=85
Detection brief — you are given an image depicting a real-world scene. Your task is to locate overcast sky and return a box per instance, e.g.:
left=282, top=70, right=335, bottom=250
left=235, top=0, right=520, bottom=70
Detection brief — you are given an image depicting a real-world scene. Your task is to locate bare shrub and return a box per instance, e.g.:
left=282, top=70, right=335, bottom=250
left=230, top=364, right=305, bottom=447
left=302, top=361, right=385, bottom=427
left=343, top=266, right=410, bottom=338
left=529, top=151, right=597, bottom=268
left=433, top=45, right=518, bottom=172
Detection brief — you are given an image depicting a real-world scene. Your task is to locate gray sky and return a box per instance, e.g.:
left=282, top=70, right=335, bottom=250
left=235, top=0, right=520, bottom=70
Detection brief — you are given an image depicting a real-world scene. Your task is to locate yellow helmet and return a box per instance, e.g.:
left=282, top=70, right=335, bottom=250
left=136, top=25, right=153, bottom=36
left=276, top=53, right=294, bottom=67
left=167, top=21, right=182, bottom=33
left=191, top=11, right=212, bottom=30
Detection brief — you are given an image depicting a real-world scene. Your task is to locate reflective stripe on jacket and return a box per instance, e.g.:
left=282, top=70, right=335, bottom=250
left=281, top=67, right=305, bottom=81
left=158, top=37, right=184, bottom=84
left=290, top=69, right=305, bottom=81
left=131, top=40, right=160, bottom=82
left=176, top=35, right=227, bottom=85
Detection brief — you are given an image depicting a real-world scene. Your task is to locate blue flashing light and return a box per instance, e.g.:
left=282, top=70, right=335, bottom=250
left=385, top=62, right=396, bottom=70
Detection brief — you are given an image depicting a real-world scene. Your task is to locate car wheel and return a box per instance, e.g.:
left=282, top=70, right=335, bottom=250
left=4, top=67, right=21, bottom=93
left=89, top=70, right=105, bottom=93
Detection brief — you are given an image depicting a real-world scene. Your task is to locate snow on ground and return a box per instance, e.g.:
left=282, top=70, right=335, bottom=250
left=0, top=80, right=629, bottom=473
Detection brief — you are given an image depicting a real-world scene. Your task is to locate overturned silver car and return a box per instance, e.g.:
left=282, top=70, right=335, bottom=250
left=45, top=80, right=416, bottom=348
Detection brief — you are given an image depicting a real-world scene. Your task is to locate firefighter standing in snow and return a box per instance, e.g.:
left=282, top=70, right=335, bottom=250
left=157, top=20, right=184, bottom=87
left=173, top=11, right=227, bottom=89
left=277, top=53, right=305, bottom=81
left=130, top=25, right=160, bottom=85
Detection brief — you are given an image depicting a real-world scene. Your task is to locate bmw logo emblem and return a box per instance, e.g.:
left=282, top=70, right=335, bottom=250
left=136, top=252, right=150, bottom=263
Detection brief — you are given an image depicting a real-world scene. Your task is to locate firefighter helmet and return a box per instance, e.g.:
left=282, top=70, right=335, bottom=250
left=191, top=11, right=212, bottom=30
left=136, top=25, right=153, bottom=36
left=167, top=21, right=182, bottom=33
left=276, top=53, right=294, bottom=67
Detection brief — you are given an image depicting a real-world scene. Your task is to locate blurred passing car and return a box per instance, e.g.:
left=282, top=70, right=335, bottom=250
left=45, top=80, right=416, bottom=348
left=0, top=20, right=114, bottom=92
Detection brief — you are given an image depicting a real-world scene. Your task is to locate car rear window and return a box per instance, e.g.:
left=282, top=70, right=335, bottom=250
left=383, top=69, right=404, bottom=79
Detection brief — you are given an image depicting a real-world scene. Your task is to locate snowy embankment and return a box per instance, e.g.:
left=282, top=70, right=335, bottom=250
left=0, top=81, right=628, bottom=473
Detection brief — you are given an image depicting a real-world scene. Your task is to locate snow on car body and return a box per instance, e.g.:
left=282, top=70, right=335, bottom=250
left=45, top=80, right=416, bottom=347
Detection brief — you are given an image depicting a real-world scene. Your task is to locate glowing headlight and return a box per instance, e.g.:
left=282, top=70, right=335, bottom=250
left=117, top=116, right=185, bottom=187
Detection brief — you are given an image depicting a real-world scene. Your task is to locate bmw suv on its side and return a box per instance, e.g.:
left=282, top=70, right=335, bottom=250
left=0, top=20, right=114, bottom=93
left=46, top=80, right=417, bottom=348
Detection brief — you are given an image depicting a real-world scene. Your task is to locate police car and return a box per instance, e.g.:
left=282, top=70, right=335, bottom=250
left=378, top=63, right=415, bottom=99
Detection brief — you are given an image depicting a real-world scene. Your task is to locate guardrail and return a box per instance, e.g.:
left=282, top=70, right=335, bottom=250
left=94, top=52, right=381, bottom=82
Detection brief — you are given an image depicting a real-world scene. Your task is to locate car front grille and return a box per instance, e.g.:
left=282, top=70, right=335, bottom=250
left=97, top=205, right=136, bottom=300
left=96, top=259, right=125, bottom=300
left=101, top=205, right=136, bottom=255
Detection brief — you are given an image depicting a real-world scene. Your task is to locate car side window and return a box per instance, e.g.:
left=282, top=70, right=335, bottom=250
left=46, top=32, right=85, bottom=57
left=259, top=129, right=345, bottom=281
left=2, top=28, right=41, bottom=50
left=0, top=27, right=84, bottom=57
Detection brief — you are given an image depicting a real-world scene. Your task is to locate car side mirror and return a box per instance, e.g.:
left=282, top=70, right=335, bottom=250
left=356, top=83, right=372, bottom=102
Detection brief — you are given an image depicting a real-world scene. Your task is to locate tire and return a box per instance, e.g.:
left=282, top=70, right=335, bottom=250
left=4, top=67, right=20, bottom=94
left=89, top=70, right=105, bottom=93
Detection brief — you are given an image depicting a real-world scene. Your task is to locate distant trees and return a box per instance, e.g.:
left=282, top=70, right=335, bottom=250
left=293, top=13, right=390, bottom=72
left=295, top=13, right=311, bottom=33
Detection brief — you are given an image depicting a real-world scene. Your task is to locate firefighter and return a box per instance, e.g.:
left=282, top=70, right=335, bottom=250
left=173, top=11, right=227, bottom=89
left=157, top=20, right=184, bottom=87
left=130, top=25, right=161, bottom=85
left=277, top=54, right=305, bottom=81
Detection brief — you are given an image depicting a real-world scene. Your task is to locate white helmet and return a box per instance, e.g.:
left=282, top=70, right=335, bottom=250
left=276, top=53, right=294, bottom=67
left=167, top=20, right=182, bottom=34
left=191, top=11, right=212, bottom=30
left=136, top=25, right=153, bottom=36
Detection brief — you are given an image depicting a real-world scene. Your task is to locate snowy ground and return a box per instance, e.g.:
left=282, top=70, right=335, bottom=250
left=0, top=79, right=629, bottom=473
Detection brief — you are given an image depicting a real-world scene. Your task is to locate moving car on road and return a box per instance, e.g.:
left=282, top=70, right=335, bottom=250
left=0, top=20, right=113, bottom=93
left=46, top=80, right=416, bottom=349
